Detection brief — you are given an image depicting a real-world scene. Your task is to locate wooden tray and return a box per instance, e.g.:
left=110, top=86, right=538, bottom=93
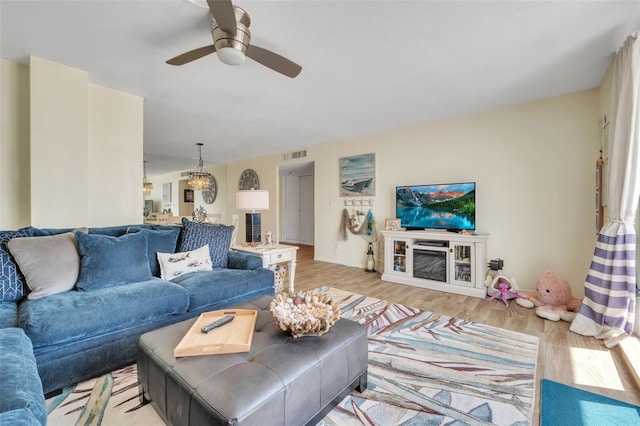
left=174, top=309, right=257, bottom=357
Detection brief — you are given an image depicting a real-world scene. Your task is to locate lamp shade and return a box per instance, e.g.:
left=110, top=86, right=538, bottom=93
left=217, top=47, right=246, bottom=66
left=236, top=190, right=269, bottom=211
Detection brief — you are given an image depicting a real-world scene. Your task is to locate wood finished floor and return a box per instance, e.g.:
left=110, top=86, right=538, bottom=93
left=291, top=244, right=640, bottom=425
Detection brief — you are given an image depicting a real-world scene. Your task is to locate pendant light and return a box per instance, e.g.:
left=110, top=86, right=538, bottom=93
left=143, top=161, right=153, bottom=195
left=188, top=143, right=212, bottom=190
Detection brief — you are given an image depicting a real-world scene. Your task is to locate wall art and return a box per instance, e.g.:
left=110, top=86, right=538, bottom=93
left=339, top=153, right=375, bottom=197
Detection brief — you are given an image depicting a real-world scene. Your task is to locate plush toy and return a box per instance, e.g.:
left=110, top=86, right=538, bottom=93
left=484, top=273, right=529, bottom=307
left=484, top=282, right=529, bottom=307
left=515, top=271, right=582, bottom=322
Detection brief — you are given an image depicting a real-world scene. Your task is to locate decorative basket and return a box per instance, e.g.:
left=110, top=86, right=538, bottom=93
left=271, top=266, right=287, bottom=294
left=270, top=292, right=340, bottom=338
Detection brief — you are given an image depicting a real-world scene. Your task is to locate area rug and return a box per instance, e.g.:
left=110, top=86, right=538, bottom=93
left=541, top=379, right=640, bottom=426
left=47, top=287, right=539, bottom=425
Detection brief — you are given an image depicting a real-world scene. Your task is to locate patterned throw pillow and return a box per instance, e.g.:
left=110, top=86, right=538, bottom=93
left=157, top=245, right=213, bottom=280
left=0, top=228, right=34, bottom=302
left=178, top=218, right=234, bottom=268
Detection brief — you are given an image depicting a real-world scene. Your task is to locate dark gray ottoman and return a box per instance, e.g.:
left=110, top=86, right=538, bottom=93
left=137, top=296, right=368, bottom=426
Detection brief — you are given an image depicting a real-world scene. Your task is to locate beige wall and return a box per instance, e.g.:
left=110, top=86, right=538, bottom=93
left=88, top=84, right=143, bottom=226
left=30, top=57, right=90, bottom=226
left=0, top=57, right=143, bottom=229
left=228, top=90, right=600, bottom=296
left=0, top=59, right=30, bottom=229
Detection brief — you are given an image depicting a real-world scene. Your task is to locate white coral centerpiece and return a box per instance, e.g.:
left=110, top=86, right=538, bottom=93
left=270, top=292, right=340, bottom=338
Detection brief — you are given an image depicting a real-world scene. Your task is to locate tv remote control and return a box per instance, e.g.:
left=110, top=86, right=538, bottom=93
left=201, top=315, right=234, bottom=333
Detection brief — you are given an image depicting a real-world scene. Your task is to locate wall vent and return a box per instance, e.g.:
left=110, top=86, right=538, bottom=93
left=283, top=150, right=307, bottom=160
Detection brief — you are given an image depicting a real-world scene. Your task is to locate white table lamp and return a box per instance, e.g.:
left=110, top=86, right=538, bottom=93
left=236, top=190, right=269, bottom=243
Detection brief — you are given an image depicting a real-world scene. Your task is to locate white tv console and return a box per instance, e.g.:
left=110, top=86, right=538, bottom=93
left=381, top=230, right=489, bottom=298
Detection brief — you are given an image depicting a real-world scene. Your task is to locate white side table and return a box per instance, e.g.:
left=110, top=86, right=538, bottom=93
left=232, top=244, right=299, bottom=293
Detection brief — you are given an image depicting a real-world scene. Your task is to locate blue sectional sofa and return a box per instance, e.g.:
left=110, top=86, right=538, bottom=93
left=0, top=219, right=274, bottom=423
left=0, top=328, right=47, bottom=425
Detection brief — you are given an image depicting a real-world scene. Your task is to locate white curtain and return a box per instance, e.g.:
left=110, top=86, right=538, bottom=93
left=570, top=32, right=640, bottom=347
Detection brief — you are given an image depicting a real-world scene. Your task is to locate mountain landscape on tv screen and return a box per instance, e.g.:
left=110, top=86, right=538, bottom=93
left=396, top=184, right=476, bottom=230
left=397, top=187, right=474, bottom=211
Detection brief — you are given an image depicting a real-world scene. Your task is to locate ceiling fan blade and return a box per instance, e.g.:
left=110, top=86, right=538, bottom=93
left=246, top=45, right=302, bottom=78
left=207, top=0, right=237, bottom=35
left=166, top=45, right=217, bottom=66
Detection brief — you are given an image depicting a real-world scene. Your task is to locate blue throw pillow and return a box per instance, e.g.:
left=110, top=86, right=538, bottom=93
left=88, top=225, right=136, bottom=237
left=27, top=226, right=75, bottom=237
left=75, top=231, right=152, bottom=291
left=178, top=218, right=234, bottom=268
left=0, top=228, right=33, bottom=302
left=126, top=226, right=181, bottom=277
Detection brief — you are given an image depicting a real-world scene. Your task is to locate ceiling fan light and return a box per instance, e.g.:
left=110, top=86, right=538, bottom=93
left=217, top=47, right=246, bottom=66
left=182, top=0, right=208, bottom=9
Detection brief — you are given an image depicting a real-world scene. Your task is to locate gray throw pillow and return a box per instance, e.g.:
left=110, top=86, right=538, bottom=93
left=7, top=230, right=86, bottom=300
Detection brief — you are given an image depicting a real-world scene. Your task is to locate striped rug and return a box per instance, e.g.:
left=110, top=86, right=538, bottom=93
left=47, top=287, right=538, bottom=425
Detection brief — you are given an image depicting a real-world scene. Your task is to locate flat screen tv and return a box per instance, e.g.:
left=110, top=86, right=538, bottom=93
left=395, top=182, right=476, bottom=231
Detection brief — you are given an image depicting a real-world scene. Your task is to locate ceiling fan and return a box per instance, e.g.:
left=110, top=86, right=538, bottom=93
left=166, top=0, right=302, bottom=78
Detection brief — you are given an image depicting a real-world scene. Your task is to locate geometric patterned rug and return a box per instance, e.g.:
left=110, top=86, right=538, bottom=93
left=47, top=286, right=538, bottom=425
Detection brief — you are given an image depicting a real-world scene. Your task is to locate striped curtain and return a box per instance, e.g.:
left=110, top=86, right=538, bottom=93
left=570, top=32, right=640, bottom=347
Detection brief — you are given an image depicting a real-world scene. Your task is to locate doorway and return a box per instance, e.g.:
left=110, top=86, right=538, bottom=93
left=279, top=162, right=314, bottom=245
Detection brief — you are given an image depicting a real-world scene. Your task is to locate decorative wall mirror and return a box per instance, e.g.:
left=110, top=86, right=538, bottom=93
left=238, top=169, right=260, bottom=190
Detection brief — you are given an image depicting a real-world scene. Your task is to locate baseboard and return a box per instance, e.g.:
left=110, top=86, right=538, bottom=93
left=280, top=239, right=313, bottom=245
left=313, top=256, right=364, bottom=270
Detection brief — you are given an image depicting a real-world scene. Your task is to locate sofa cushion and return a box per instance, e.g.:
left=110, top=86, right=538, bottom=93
left=75, top=231, right=152, bottom=291
left=171, top=268, right=274, bottom=312
left=7, top=231, right=86, bottom=300
left=178, top=218, right=234, bottom=268
left=227, top=250, right=263, bottom=270
left=0, top=328, right=47, bottom=425
left=18, top=278, right=189, bottom=348
left=158, top=244, right=213, bottom=280
left=0, top=302, right=18, bottom=328
left=127, top=226, right=181, bottom=277
left=0, top=228, right=33, bottom=302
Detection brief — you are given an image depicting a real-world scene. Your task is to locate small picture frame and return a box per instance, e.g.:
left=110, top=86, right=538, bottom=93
left=184, top=189, right=194, bottom=203
left=385, top=218, right=401, bottom=231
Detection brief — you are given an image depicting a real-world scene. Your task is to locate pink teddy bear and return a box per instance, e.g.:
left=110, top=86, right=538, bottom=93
left=515, top=271, right=583, bottom=322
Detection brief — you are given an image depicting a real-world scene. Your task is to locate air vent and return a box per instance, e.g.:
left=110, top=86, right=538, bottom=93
left=283, top=150, right=307, bottom=160
left=180, top=172, right=190, bottom=177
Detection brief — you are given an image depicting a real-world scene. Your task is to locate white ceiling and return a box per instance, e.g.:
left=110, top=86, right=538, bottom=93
left=2, top=1, right=639, bottom=176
